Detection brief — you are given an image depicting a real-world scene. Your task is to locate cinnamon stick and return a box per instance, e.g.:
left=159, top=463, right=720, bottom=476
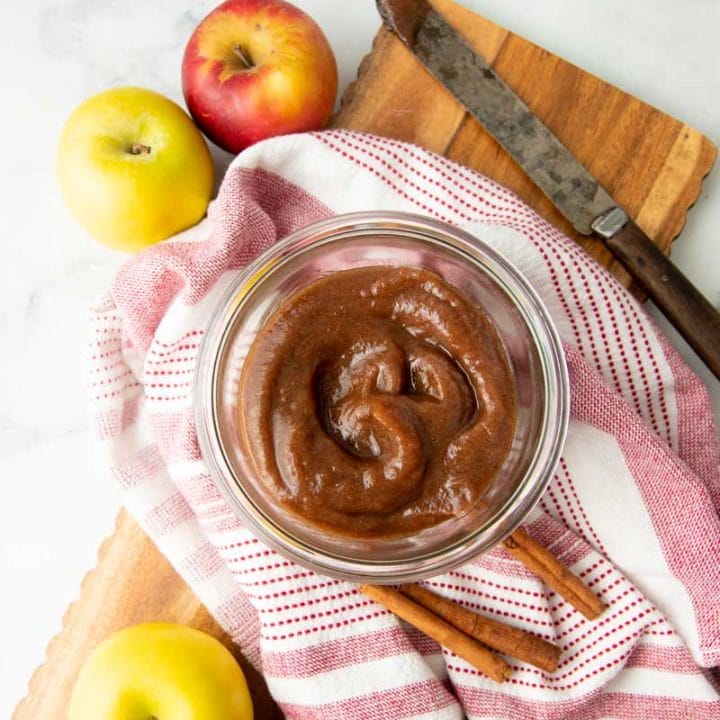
left=503, top=528, right=607, bottom=620
left=359, top=584, right=512, bottom=683
left=399, top=583, right=562, bottom=672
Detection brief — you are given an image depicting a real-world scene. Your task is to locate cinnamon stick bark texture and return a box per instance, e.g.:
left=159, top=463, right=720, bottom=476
left=503, top=528, right=607, bottom=621
left=398, top=583, right=562, bottom=672
left=358, top=584, right=512, bottom=683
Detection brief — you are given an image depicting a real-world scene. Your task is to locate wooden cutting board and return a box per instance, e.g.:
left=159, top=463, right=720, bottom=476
left=14, top=2, right=715, bottom=718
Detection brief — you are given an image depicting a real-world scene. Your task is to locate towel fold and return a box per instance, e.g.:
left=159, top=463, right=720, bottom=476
left=88, top=130, right=720, bottom=719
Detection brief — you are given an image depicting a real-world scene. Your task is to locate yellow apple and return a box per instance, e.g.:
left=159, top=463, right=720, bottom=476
left=68, top=623, right=253, bottom=720
left=57, top=87, right=214, bottom=253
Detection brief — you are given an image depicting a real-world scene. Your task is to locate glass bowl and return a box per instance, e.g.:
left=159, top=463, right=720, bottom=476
left=195, top=211, right=569, bottom=583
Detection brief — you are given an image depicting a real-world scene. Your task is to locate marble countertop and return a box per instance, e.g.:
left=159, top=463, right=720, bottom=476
left=1, top=0, right=718, bottom=714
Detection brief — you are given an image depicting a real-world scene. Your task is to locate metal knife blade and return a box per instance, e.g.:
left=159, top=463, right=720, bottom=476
left=378, top=0, right=619, bottom=236
left=377, top=0, right=720, bottom=379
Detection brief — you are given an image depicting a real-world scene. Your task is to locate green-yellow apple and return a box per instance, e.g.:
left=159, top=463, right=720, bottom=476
left=182, top=0, right=338, bottom=154
left=68, top=622, right=253, bottom=720
left=57, top=87, right=215, bottom=253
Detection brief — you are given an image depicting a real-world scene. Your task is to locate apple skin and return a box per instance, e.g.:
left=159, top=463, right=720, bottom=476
left=182, top=0, right=338, bottom=154
left=68, top=623, right=253, bottom=720
left=57, top=87, right=215, bottom=253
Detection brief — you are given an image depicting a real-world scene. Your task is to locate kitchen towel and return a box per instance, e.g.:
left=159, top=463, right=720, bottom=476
left=89, top=130, right=720, bottom=719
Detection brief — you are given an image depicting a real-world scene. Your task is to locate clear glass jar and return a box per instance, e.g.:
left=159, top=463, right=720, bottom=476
left=195, top=211, right=569, bottom=583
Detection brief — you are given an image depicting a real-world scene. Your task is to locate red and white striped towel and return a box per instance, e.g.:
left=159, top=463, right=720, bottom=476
left=89, top=130, right=720, bottom=719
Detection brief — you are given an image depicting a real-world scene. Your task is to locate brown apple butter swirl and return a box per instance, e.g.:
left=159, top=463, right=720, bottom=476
left=238, top=266, right=516, bottom=537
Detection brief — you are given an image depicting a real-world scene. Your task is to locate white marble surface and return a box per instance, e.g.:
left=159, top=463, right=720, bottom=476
left=1, top=0, right=718, bottom=715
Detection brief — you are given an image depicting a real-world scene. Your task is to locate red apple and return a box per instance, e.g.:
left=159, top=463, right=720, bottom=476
left=182, top=0, right=338, bottom=154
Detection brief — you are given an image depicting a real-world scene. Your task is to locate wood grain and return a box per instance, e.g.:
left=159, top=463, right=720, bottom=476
left=336, top=0, right=717, bottom=288
left=14, top=1, right=716, bottom=717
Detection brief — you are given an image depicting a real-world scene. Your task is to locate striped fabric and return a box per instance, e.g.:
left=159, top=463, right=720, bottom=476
left=88, top=130, right=720, bottom=719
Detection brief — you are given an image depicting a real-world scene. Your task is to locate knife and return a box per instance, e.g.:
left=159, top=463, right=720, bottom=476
left=377, top=0, right=720, bottom=380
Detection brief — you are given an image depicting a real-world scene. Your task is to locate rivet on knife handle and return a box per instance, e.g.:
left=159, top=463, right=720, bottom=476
left=378, top=0, right=720, bottom=380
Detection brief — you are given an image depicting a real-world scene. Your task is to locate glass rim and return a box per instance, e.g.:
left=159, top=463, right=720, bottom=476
left=195, top=211, right=569, bottom=582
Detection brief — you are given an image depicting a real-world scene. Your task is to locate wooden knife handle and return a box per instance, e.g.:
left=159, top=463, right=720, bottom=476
left=605, top=220, right=720, bottom=379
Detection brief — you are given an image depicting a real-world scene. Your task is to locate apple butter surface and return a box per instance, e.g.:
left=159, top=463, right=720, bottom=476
left=238, top=266, right=516, bottom=538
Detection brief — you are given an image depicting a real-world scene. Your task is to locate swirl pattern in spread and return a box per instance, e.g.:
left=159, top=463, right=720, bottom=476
left=239, top=266, right=517, bottom=537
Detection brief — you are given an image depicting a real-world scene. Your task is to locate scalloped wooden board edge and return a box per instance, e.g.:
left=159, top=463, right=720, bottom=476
left=12, top=510, right=282, bottom=720
left=14, top=1, right=716, bottom=717
left=333, top=0, right=717, bottom=287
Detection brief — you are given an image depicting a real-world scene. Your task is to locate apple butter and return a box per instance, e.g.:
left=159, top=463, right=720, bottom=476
left=238, top=266, right=516, bottom=538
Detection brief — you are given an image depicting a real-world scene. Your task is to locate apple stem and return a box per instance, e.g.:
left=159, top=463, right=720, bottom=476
left=130, top=143, right=152, bottom=155
left=233, top=44, right=254, bottom=69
